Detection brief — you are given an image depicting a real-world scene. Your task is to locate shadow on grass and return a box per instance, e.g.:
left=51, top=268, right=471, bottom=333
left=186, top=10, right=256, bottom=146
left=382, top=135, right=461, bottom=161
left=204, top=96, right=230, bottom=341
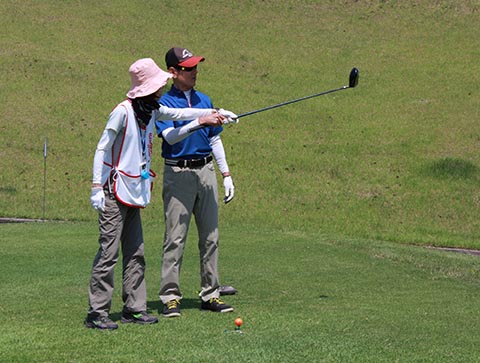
left=108, top=299, right=201, bottom=321
left=422, top=157, right=478, bottom=179
left=148, top=298, right=201, bottom=313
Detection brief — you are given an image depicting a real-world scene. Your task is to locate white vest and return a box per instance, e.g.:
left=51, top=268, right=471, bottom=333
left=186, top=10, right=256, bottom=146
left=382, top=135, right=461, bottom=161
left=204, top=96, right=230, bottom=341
left=102, top=100, right=155, bottom=208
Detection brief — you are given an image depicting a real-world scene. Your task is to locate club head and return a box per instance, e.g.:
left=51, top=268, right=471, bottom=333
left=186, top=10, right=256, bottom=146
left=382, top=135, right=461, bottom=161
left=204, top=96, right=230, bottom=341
left=349, top=67, right=359, bottom=88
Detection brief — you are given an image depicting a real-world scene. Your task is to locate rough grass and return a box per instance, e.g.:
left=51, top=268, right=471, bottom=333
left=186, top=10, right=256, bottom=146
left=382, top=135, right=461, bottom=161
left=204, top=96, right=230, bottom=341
left=0, top=1, right=479, bottom=246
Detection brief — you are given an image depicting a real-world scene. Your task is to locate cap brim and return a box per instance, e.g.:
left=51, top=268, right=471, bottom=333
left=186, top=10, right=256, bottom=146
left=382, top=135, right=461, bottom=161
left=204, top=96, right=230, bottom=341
left=178, top=56, right=205, bottom=67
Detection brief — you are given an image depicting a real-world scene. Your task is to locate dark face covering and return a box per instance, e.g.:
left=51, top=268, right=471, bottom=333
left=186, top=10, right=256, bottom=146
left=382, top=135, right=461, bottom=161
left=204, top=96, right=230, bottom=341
left=132, top=95, right=160, bottom=128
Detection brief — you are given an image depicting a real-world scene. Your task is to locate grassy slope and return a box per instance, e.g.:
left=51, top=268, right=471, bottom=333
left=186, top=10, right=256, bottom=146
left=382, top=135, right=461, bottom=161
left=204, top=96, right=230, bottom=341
left=0, top=221, right=479, bottom=363
left=0, top=1, right=479, bottom=248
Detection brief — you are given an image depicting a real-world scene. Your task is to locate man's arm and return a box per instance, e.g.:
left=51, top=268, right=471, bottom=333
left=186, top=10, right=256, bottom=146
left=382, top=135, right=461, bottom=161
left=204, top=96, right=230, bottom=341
left=211, top=135, right=234, bottom=203
left=210, top=135, right=229, bottom=175
left=161, top=114, right=225, bottom=145
left=156, top=105, right=215, bottom=121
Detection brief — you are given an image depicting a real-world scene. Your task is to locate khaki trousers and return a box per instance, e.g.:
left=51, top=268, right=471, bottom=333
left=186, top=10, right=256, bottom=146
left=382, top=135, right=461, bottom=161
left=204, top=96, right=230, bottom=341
left=159, top=162, right=220, bottom=303
left=88, top=193, right=147, bottom=317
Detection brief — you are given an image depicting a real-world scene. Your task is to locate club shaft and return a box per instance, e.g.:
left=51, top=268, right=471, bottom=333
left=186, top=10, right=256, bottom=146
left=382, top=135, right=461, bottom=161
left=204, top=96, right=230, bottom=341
left=238, top=85, right=348, bottom=118
left=188, top=84, right=349, bottom=133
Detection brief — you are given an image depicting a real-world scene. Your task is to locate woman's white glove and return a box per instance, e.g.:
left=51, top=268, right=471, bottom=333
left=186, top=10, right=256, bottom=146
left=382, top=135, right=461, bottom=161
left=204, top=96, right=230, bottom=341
left=218, top=109, right=239, bottom=125
left=223, top=176, right=235, bottom=204
left=90, top=187, right=105, bottom=212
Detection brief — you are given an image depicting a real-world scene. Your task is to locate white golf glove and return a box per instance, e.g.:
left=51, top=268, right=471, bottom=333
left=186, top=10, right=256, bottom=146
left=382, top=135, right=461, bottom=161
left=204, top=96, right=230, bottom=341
left=223, top=176, right=235, bottom=204
left=218, top=109, right=239, bottom=125
left=90, top=187, right=105, bottom=213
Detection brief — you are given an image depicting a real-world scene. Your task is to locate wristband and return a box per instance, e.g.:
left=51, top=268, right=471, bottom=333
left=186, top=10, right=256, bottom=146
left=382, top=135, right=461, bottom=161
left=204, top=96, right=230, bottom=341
left=222, top=172, right=231, bottom=178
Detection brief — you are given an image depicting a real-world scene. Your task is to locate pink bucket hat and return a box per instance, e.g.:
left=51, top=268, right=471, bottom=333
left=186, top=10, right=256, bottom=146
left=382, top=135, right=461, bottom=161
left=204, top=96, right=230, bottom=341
left=126, top=58, right=173, bottom=99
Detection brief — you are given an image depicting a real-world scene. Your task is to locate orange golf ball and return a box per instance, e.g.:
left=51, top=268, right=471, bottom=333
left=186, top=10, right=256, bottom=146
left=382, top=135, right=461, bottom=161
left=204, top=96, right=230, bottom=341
left=234, top=318, right=243, bottom=327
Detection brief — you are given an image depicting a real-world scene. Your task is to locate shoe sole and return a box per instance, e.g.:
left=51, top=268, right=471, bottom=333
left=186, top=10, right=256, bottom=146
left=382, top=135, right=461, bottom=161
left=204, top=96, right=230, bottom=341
left=121, top=317, right=158, bottom=325
left=219, top=290, right=237, bottom=296
left=84, top=322, right=118, bottom=330
left=219, top=286, right=238, bottom=295
left=162, top=312, right=181, bottom=318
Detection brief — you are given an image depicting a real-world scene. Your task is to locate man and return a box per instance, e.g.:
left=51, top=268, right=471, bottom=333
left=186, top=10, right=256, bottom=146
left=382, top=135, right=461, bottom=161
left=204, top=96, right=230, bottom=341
left=86, top=58, right=232, bottom=330
left=156, top=47, right=237, bottom=317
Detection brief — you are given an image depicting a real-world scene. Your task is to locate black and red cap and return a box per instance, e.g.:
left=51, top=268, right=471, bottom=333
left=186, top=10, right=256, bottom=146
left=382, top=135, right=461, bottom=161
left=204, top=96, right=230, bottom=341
left=165, top=47, right=205, bottom=68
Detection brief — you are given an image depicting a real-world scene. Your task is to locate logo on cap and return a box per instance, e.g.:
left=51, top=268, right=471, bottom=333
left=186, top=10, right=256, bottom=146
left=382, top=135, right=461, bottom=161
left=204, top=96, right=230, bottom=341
left=181, top=49, right=193, bottom=60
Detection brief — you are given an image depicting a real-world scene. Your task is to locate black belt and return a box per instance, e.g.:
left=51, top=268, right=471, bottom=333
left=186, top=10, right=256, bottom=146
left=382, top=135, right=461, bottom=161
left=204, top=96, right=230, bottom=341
left=165, top=155, right=213, bottom=168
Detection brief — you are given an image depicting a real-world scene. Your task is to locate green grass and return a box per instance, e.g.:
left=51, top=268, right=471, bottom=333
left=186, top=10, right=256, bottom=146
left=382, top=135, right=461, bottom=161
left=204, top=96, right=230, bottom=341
left=0, top=221, right=479, bottom=362
left=1, top=1, right=480, bottom=361
left=1, top=1, right=479, bottom=248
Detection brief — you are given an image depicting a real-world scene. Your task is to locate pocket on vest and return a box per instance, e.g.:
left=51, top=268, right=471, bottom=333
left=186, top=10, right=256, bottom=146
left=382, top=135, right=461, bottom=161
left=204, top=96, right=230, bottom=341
left=114, top=172, right=151, bottom=208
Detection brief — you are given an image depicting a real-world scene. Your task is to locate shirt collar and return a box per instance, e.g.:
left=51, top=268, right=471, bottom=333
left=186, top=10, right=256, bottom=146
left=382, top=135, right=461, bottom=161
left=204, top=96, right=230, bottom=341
left=170, top=85, right=195, bottom=98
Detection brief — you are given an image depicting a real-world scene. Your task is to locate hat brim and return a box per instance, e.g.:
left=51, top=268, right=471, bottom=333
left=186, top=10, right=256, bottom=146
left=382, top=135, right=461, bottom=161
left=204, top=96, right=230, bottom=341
left=126, top=70, right=172, bottom=99
left=178, top=56, right=205, bottom=68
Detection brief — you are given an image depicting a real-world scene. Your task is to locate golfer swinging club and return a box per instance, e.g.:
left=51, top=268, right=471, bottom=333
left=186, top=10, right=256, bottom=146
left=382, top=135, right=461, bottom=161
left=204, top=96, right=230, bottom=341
left=85, top=58, right=238, bottom=330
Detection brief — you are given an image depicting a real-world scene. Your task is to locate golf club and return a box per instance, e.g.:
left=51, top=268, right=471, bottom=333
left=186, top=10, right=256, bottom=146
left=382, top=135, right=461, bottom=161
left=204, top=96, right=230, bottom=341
left=188, top=67, right=359, bottom=133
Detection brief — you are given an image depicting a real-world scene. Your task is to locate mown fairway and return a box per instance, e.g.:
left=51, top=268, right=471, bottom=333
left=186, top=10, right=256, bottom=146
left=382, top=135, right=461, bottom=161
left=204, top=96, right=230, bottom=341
left=1, top=222, right=479, bottom=362
left=0, top=1, right=479, bottom=362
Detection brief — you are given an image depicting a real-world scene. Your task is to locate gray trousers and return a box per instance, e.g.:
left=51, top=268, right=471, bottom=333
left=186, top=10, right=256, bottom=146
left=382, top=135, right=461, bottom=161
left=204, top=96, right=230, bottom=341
left=159, top=162, right=220, bottom=303
left=88, top=193, right=147, bottom=317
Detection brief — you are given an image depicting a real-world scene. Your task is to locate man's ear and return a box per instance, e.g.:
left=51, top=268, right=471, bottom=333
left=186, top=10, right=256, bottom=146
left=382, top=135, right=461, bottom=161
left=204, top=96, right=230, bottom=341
left=168, top=67, right=178, bottom=78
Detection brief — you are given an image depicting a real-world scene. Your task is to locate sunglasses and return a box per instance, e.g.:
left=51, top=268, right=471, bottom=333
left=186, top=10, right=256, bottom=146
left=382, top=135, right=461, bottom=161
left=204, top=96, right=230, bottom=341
left=175, top=65, right=197, bottom=72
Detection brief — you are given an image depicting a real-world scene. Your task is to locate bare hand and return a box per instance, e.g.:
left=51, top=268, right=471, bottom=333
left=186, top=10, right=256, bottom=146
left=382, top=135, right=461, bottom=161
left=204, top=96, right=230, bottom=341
left=198, top=112, right=225, bottom=127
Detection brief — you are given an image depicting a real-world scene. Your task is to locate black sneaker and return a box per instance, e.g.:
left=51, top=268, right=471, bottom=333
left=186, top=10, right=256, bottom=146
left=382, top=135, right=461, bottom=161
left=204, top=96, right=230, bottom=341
left=121, top=311, right=158, bottom=325
left=219, top=285, right=238, bottom=296
left=162, top=299, right=181, bottom=318
left=84, top=315, right=118, bottom=330
left=201, top=297, right=234, bottom=313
